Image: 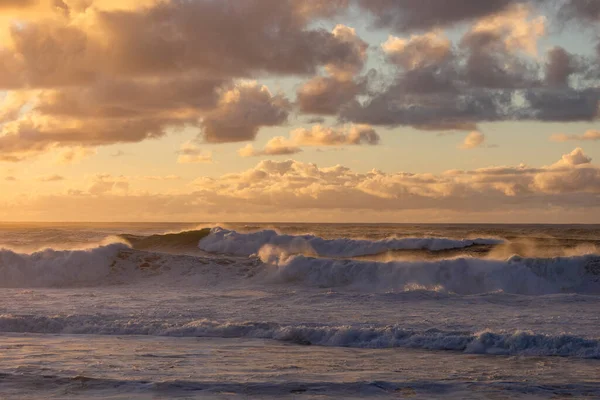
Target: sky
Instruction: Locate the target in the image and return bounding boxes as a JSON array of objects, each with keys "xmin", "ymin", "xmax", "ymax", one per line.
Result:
[{"xmin": 0, "ymin": 0, "xmax": 599, "ymax": 223}]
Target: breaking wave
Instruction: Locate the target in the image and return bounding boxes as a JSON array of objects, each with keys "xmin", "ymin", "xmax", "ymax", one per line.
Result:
[
  {"xmin": 260, "ymin": 250, "xmax": 600, "ymax": 295},
  {"xmin": 0, "ymin": 244, "xmax": 128, "ymax": 288},
  {"xmin": 198, "ymin": 227, "xmax": 503, "ymax": 257},
  {"xmin": 118, "ymin": 228, "xmax": 211, "ymax": 253},
  {"xmin": 0, "ymin": 315, "xmax": 598, "ymax": 359},
  {"xmin": 0, "ymin": 239, "xmax": 599, "ymax": 294}
]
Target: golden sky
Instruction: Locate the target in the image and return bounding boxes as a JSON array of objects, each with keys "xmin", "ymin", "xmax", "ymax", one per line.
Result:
[{"xmin": 0, "ymin": 0, "xmax": 599, "ymax": 222}]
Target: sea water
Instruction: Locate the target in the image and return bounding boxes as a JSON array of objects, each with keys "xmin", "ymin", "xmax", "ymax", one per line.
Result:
[{"xmin": 0, "ymin": 222, "xmax": 598, "ymax": 399}]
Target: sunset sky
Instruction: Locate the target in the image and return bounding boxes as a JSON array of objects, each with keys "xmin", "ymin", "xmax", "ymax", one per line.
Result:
[{"xmin": 0, "ymin": 0, "xmax": 599, "ymax": 222}]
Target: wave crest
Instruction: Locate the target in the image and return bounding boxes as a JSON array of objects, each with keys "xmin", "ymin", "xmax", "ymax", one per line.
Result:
[
  {"xmin": 0, "ymin": 315, "xmax": 597, "ymax": 358},
  {"xmin": 261, "ymin": 251, "xmax": 600, "ymax": 295},
  {"xmin": 199, "ymin": 227, "xmax": 503, "ymax": 257},
  {"xmin": 0, "ymin": 244, "xmax": 128, "ymax": 288}
]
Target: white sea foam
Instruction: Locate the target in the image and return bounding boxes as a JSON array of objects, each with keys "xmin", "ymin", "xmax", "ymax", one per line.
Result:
[
  {"xmin": 198, "ymin": 227, "xmax": 503, "ymax": 257},
  {"xmin": 0, "ymin": 244, "xmax": 128, "ymax": 287},
  {"xmin": 260, "ymin": 249, "xmax": 600, "ymax": 295},
  {"xmin": 0, "ymin": 239, "xmax": 599, "ymax": 294},
  {"xmin": 0, "ymin": 315, "xmax": 597, "ymax": 358}
]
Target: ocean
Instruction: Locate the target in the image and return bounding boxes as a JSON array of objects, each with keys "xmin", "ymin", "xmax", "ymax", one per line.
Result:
[{"xmin": 0, "ymin": 222, "xmax": 599, "ymax": 399}]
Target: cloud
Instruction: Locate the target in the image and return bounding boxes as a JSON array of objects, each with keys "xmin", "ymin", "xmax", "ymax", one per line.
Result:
[
  {"xmin": 297, "ymin": 76, "xmax": 365, "ymax": 115},
  {"xmin": 200, "ymin": 81, "xmax": 291, "ymax": 143},
  {"xmin": 357, "ymin": 0, "xmax": 517, "ymax": 33},
  {"xmin": 324, "ymin": 24, "xmax": 369, "ymax": 80},
  {"xmin": 238, "ymin": 140, "xmax": 302, "ymax": 158},
  {"xmin": 0, "ymin": 75, "xmax": 224, "ymax": 161},
  {"xmin": 177, "ymin": 141, "xmax": 213, "ymax": 164},
  {"xmin": 295, "ymin": 24, "xmax": 368, "ymax": 116},
  {"xmin": 382, "ymin": 32, "xmax": 452, "ymax": 69},
  {"xmin": 0, "ymin": 0, "xmax": 363, "ymax": 89},
  {"xmin": 37, "ymin": 174, "xmax": 65, "ymax": 182},
  {"xmin": 553, "ymin": 147, "xmax": 592, "ymax": 167},
  {"xmin": 3, "ymin": 148, "xmax": 600, "ymax": 222},
  {"xmin": 459, "ymin": 131, "xmax": 486, "ymax": 149},
  {"xmin": 342, "ymin": 4, "xmax": 599, "ymax": 130},
  {"xmin": 558, "ymin": 0, "xmax": 600, "ymax": 23},
  {"xmin": 291, "ymin": 124, "xmax": 380, "ymax": 145},
  {"xmin": 545, "ymin": 47, "xmax": 577, "ymax": 86},
  {"xmin": 0, "ymin": 0, "xmax": 368, "ymax": 160},
  {"xmin": 550, "ymin": 130, "xmax": 600, "ymax": 142},
  {"xmin": 238, "ymin": 124, "xmax": 379, "ymax": 157},
  {"xmin": 192, "ymin": 148, "xmax": 600, "ymax": 210}
]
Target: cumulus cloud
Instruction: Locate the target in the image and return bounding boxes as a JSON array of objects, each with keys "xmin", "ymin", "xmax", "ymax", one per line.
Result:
[
  {"xmin": 238, "ymin": 140, "xmax": 302, "ymax": 158},
  {"xmin": 200, "ymin": 82, "xmax": 291, "ymax": 143},
  {"xmin": 551, "ymin": 130, "xmax": 600, "ymax": 142},
  {"xmin": 297, "ymin": 76, "xmax": 366, "ymax": 115},
  {"xmin": 382, "ymin": 32, "xmax": 452, "ymax": 69},
  {"xmin": 459, "ymin": 131, "xmax": 486, "ymax": 149},
  {"xmin": 192, "ymin": 148, "xmax": 600, "ymax": 211},
  {"xmin": 177, "ymin": 141, "xmax": 213, "ymax": 164},
  {"xmin": 553, "ymin": 147, "xmax": 592, "ymax": 167},
  {"xmin": 0, "ymin": 0, "xmax": 599, "ymax": 165},
  {"xmin": 343, "ymin": 3, "xmax": 600, "ymax": 130},
  {"xmin": 238, "ymin": 124, "xmax": 380, "ymax": 157},
  {"xmin": 0, "ymin": 0, "xmax": 368, "ymax": 160},
  {"xmin": 3, "ymin": 147, "xmax": 600, "ymax": 222},
  {"xmin": 296, "ymin": 24, "xmax": 368, "ymax": 116}
]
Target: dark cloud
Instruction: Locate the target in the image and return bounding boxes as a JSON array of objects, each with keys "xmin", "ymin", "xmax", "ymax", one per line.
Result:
[
  {"xmin": 357, "ymin": 0, "xmax": 518, "ymax": 33},
  {"xmin": 297, "ymin": 76, "xmax": 366, "ymax": 115},
  {"xmin": 545, "ymin": 47, "xmax": 576, "ymax": 86},
  {"xmin": 200, "ymin": 82, "xmax": 291, "ymax": 143},
  {"xmin": 340, "ymin": 4, "xmax": 599, "ymax": 130},
  {"xmin": 521, "ymin": 88, "xmax": 600, "ymax": 122},
  {"xmin": 460, "ymin": 30, "xmax": 541, "ymax": 90},
  {"xmin": 559, "ymin": 0, "xmax": 600, "ymax": 23}
]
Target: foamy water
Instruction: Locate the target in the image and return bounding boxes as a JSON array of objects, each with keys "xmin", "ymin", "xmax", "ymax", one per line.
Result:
[{"xmin": 0, "ymin": 222, "xmax": 599, "ymax": 399}]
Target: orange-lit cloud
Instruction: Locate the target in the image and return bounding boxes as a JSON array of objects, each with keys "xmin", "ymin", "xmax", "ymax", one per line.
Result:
[
  {"xmin": 239, "ymin": 124, "xmax": 379, "ymax": 157},
  {"xmin": 551, "ymin": 130, "xmax": 600, "ymax": 142},
  {"xmin": 459, "ymin": 131, "xmax": 486, "ymax": 150}
]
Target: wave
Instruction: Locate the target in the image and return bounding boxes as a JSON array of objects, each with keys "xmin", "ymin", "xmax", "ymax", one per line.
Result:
[
  {"xmin": 118, "ymin": 228, "xmax": 211, "ymax": 253},
  {"xmin": 0, "ymin": 315, "xmax": 598, "ymax": 359},
  {"xmin": 260, "ymin": 249, "xmax": 600, "ymax": 295},
  {"xmin": 0, "ymin": 244, "xmax": 128, "ymax": 288},
  {"xmin": 1, "ymin": 239, "xmax": 599, "ymax": 294},
  {"xmin": 198, "ymin": 227, "xmax": 503, "ymax": 257},
  {"xmin": 0, "ymin": 244, "xmax": 258, "ymax": 288}
]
